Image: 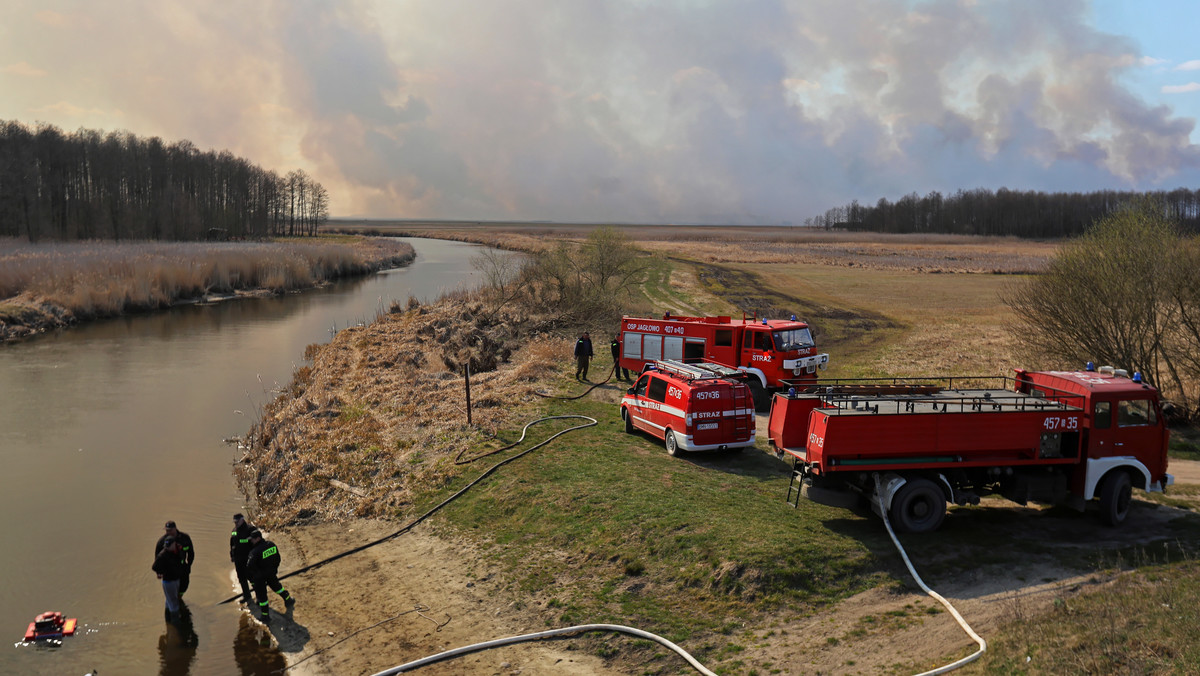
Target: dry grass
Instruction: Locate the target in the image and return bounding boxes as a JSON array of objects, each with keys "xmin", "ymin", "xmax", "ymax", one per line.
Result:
[
  {"xmin": 240, "ymin": 297, "xmax": 566, "ymax": 526},
  {"xmin": 0, "ymin": 236, "xmax": 415, "ymax": 340},
  {"xmin": 332, "ymin": 221, "xmax": 1058, "ymax": 273}
]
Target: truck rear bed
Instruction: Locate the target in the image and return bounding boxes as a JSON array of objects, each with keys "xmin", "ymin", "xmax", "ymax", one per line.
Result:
[{"xmin": 771, "ymin": 379, "xmax": 1085, "ymax": 474}]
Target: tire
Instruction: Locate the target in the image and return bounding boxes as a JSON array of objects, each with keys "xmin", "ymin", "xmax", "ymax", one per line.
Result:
[
  {"xmin": 747, "ymin": 379, "xmax": 770, "ymax": 412},
  {"xmin": 1098, "ymin": 471, "xmax": 1133, "ymax": 527},
  {"xmin": 888, "ymin": 478, "xmax": 946, "ymax": 534},
  {"xmin": 622, "ymin": 408, "xmax": 635, "ymax": 434},
  {"xmin": 665, "ymin": 430, "xmax": 681, "ymax": 456}
]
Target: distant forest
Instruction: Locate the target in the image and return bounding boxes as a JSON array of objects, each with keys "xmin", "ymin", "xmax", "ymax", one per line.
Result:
[
  {"xmin": 807, "ymin": 187, "xmax": 1200, "ymax": 237},
  {"xmin": 0, "ymin": 120, "xmax": 328, "ymax": 241}
]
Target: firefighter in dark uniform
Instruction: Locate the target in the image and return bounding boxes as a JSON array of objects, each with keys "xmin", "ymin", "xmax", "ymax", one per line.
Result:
[
  {"xmin": 230, "ymin": 513, "xmax": 255, "ymax": 603},
  {"xmin": 574, "ymin": 332, "xmax": 594, "ymax": 381},
  {"xmin": 154, "ymin": 521, "xmax": 195, "ymax": 597},
  {"xmin": 610, "ymin": 334, "xmax": 628, "ymax": 381},
  {"xmin": 246, "ymin": 529, "xmax": 295, "ymax": 623}
]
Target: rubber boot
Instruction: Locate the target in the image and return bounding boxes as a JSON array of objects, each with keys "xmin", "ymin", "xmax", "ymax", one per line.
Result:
[{"xmin": 258, "ymin": 602, "xmax": 271, "ymax": 624}]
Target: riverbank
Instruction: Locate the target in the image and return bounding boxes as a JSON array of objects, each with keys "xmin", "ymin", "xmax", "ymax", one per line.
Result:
[{"xmin": 0, "ymin": 236, "xmax": 415, "ymax": 342}]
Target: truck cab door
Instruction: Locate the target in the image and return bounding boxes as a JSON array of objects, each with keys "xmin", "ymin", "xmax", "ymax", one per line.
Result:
[
  {"xmin": 629, "ymin": 374, "xmax": 651, "ymax": 430},
  {"xmin": 742, "ymin": 328, "xmax": 776, "ymax": 379},
  {"xmin": 1112, "ymin": 397, "xmax": 1168, "ymax": 476}
]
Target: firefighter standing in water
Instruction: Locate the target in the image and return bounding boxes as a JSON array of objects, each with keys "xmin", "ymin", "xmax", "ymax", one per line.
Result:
[
  {"xmin": 154, "ymin": 521, "xmax": 195, "ymax": 597},
  {"xmin": 574, "ymin": 332, "xmax": 594, "ymax": 381},
  {"xmin": 230, "ymin": 513, "xmax": 255, "ymax": 604},
  {"xmin": 246, "ymin": 529, "xmax": 295, "ymax": 623}
]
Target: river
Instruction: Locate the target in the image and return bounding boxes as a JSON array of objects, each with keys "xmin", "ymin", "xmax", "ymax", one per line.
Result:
[{"xmin": 0, "ymin": 238, "xmax": 494, "ymax": 675}]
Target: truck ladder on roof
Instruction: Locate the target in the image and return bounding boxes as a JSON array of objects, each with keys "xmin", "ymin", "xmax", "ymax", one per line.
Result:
[{"xmin": 653, "ymin": 359, "xmax": 744, "ymax": 381}]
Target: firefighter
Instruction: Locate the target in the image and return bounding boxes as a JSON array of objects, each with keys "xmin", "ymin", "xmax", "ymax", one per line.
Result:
[
  {"xmin": 574, "ymin": 332, "xmax": 593, "ymax": 381},
  {"xmin": 610, "ymin": 334, "xmax": 628, "ymax": 381},
  {"xmin": 230, "ymin": 513, "xmax": 255, "ymax": 604},
  {"xmin": 152, "ymin": 536, "xmax": 186, "ymax": 623},
  {"xmin": 246, "ymin": 529, "xmax": 295, "ymax": 624},
  {"xmin": 154, "ymin": 521, "xmax": 195, "ymax": 597}
]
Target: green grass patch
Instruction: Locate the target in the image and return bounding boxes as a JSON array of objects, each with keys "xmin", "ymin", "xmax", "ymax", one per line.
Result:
[
  {"xmin": 1169, "ymin": 425, "xmax": 1200, "ymax": 460},
  {"xmin": 401, "ymin": 372, "xmax": 891, "ymax": 669},
  {"xmin": 966, "ymin": 559, "xmax": 1200, "ymax": 674}
]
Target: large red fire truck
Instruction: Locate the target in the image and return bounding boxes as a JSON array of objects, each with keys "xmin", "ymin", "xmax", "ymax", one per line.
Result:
[
  {"xmin": 767, "ymin": 365, "xmax": 1173, "ymax": 533},
  {"xmin": 617, "ymin": 314, "xmax": 829, "ymax": 408}
]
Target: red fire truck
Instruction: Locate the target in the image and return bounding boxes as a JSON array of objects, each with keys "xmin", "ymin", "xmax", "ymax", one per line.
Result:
[
  {"xmin": 617, "ymin": 314, "xmax": 829, "ymax": 408},
  {"xmin": 621, "ymin": 360, "xmax": 756, "ymax": 456},
  {"xmin": 768, "ymin": 366, "xmax": 1173, "ymax": 533}
]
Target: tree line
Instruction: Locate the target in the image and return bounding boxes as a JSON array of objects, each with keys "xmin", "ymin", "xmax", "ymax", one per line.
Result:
[
  {"xmin": 807, "ymin": 187, "xmax": 1200, "ymax": 238},
  {"xmin": 0, "ymin": 120, "xmax": 329, "ymax": 241}
]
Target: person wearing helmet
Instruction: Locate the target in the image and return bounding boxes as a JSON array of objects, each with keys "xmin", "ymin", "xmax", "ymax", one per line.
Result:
[{"xmin": 246, "ymin": 529, "xmax": 295, "ymax": 624}]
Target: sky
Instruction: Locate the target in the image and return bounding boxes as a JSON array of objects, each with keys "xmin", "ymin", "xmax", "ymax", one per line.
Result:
[{"xmin": 2, "ymin": 0, "xmax": 1199, "ymax": 225}]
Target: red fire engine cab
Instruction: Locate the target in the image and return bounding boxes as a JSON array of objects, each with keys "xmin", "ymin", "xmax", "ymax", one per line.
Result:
[
  {"xmin": 621, "ymin": 360, "xmax": 757, "ymax": 456},
  {"xmin": 617, "ymin": 314, "xmax": 829, "ymax": 409},
  {"xmin": 768, "ymin": 365, "xmax": 1172, "ymax": 533}
]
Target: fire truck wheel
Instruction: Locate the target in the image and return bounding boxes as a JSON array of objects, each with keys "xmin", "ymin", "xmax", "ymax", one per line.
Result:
[
  {"xmin": 1098, "ymin": 471, "xmax": 1132, "ymax": 526},
  {"xmin": 665, "ymin": 430, "xmax": 682, "ymax": 456},
  {"xmin": 623, "ymin": 408, "xmax": 635, "ymax": 434},
  {"xmin": 889, "ymin": 478, "xmax": 946, "ymax": 534}
]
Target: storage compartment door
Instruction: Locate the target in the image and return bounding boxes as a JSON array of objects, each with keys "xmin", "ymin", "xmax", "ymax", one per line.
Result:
[
  {"xmin": 623, "ymin": 332, "xmax": 642, "ymax": 359},
  {"xmin": 663, "ymin": 336, "xmax": 684, "ymax": 361},
  {"xmin": 643, "ymin": 334, "xmax": 663, "ymax": 362}
]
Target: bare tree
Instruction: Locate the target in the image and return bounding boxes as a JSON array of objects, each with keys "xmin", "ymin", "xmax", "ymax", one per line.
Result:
[{"xmin": 1005, "ymin": 200, "xmax": 1197, "ymax": 414}]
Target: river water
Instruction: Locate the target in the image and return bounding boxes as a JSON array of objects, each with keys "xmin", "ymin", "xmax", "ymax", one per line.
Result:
[{"xmin": 0, "ymin": 238, "xmax": 491, "ymax": 675}]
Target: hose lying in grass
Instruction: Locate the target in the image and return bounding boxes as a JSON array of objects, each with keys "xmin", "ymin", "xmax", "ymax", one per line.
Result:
[
  {"xmin": 533, "ymin": 361, "xmax": 617, "ymax": 400},
  {"xmin": 369, "ymin": 624, "xmax": 718, "ymax": 676},
  {"xmin": 217, "ymin": 415, "xmax": 599, "ymax": 606},
  {"xmin": 874, "ymin": 473, "xmax": 987, "ymax": 675}
]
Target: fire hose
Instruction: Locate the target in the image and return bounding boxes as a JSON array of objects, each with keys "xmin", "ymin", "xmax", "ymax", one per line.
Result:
[
  {"xmin": 874, "ymin": 474, "xmax": 987, "ymax": 675},
  {"xmin": 217, "ymin": 415, "xmax": 599, "ymax": 605}
]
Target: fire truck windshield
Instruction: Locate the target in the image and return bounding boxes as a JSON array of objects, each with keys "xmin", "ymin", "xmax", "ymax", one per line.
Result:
[{"xmin": 773, "ymin": 328, "xmax": 814, "ymax": 351}]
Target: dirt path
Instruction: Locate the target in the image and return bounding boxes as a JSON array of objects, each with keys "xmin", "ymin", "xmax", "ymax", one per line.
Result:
[
  {"xmin": 1170, "ymin": 458, "xmax": 1200, "ymax": 484},
  {"xmin": 253, "ymin": 521, "xmax": 625, "ymax": 676}
]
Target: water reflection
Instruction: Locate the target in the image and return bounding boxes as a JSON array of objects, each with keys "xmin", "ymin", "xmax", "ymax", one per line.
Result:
[{"xmin": 157, "ymin": 603, "xmax": 198, "ymax": 675}]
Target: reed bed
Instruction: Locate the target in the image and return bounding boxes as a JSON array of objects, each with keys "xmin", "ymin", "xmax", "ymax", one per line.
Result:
[{"xmin": 0, "ymin": 237, "xmax": 414, "ymax": 338}]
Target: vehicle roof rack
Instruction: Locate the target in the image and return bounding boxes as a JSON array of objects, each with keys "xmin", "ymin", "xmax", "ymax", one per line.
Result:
[{"xmin": 653, "ymin": 359, "xmax": 745, "ymax": 381}]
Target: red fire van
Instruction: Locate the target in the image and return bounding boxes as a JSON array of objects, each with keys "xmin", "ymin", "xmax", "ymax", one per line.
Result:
[{"xmin": 620, "ymin": 360, "xmax": 757, "ymax": 456}]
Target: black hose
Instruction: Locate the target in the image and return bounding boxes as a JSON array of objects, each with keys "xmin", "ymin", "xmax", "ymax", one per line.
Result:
[
  {"xmin": 217, "ymin": 415, "xmax": 598, "ymax": 605},
  {"xmin": 533, "ymin": 360, "xmax": 621, "ymax": 401}
]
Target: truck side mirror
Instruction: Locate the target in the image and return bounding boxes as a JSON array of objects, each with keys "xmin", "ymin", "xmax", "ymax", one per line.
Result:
[{"xmin": 627, "ymin": 387, "xmax": 635, "ymax": 395}]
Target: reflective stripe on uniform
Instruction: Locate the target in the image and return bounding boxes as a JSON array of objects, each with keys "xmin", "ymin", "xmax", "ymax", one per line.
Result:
[{"xmin": 262, "ymin": 546, "xmax": 277, "ymax": 558}]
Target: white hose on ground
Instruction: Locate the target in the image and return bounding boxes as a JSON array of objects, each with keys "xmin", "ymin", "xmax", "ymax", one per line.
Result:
[
  {"xmin": 874, "ymin": 474, "xmax": 987, "ymax": 675},
  {"xmin": 369, "ymin": 623, "xmax": 718, "ymax": 676}
]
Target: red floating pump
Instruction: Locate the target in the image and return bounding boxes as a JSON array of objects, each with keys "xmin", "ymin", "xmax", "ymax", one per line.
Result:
[{"xmin": 23, "ymin": 611, "xmax": 77, "ymax": 641}]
